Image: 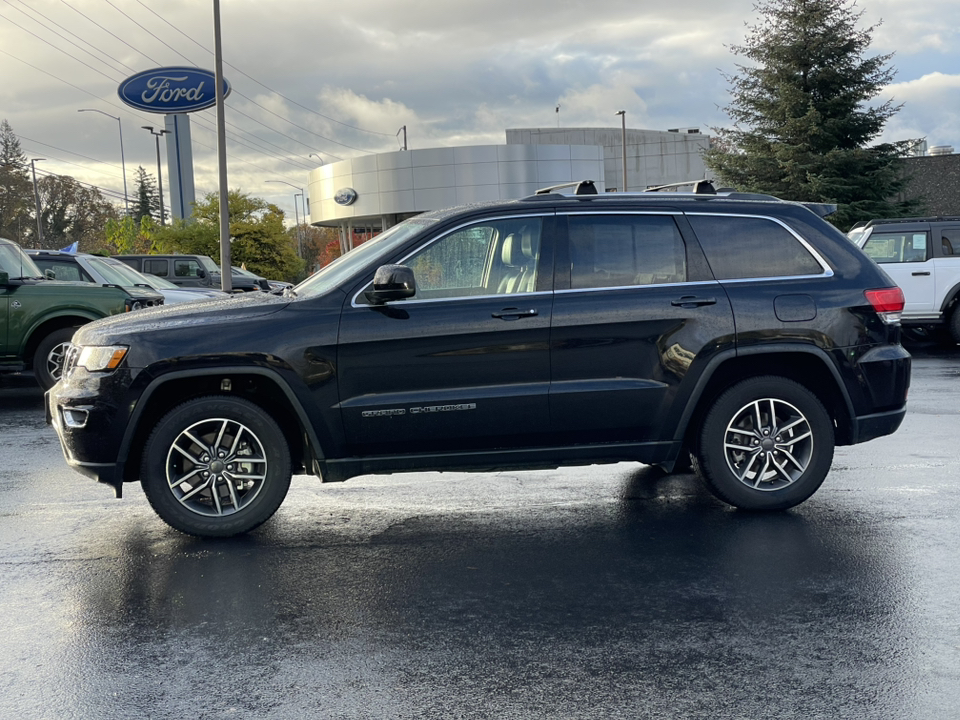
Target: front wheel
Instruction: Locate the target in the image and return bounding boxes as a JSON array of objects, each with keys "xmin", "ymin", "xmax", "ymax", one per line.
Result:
[
  {"xmin": 33, "ymin": 327, "xmax": 76, "ymax": 390},
  {"xmin": 141, "ymin": 396, "xmax": 292, "ymax": 537},
  {"xmin": 692, "ymin": 376, "xmax": 834, "ymax": 511}
]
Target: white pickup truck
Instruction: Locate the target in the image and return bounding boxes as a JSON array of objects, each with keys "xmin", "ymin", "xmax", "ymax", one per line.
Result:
[{"xmin": 854, "ymin": 218, "xmax": 960, "ymax": 343}]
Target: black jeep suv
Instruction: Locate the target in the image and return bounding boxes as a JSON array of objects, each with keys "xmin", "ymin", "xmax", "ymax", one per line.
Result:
[{"xmin": 48, "ymin": 183, "xmax": 911, "ymax": 537}]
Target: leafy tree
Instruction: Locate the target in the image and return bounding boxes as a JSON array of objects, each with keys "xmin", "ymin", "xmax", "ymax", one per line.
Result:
[
  {"xmin": 0, "ymin": 119, "xmax": 33, "ymax": 243},
  {"xmin": 131, "ymin": 166, "xmax": 165, "ymax": 225},
  {"xmin": 152, "ymin": 189, "xmax": 304, "ymax": 281},
  {"xmin": 299, "ymin": 224, "xmax": 340, "ymax": 275},
  {"xmin": 33, "ymin": 175, "xmax": 119, "ymax": 250},
  {"xmin": 703, "ymin": 0, "xmax": 920, "ymax": 228},
  {"xmin": 103, "ymin": 215, "xmax": 159, "ymax": 255}
]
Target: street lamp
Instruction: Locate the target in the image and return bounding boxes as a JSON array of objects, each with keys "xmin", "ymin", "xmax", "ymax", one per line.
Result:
[
  {"xmin": 308, "ymin": 153, "xmax": 324, "ymax": 166},
  {"xmin": 30, "ymin": 158, "xmax": 44, "ymax": 244},
  {"xmin": 78, "ymin": 109, "xmax": 129, "ymax": 216},
  {"xmin": 615, "ymin": 110, "xmax": 627, "ymax": 193},
  {"xmin": 266, "ymin": 179, "xmax": 305, "ymax": 257},
  {"xmin": 141, "ymin": 126, "xmax": 169, "ymax": 225}
]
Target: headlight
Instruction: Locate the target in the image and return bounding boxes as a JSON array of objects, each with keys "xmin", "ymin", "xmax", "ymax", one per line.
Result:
[{"xmin": 77, "ymin": 345, "xmax": 129, "ymax": 372}]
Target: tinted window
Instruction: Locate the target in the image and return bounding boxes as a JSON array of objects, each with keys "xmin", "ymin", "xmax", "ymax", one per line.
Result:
[
  {"xmin": 861, "ymin": 231, "xmax": 929, "ymax": 263},
  {"xmin": 403, "ymin": 218, "xmax": 542, "ymax": 300},
  {"xmin": 939, "ymin": 228, "xmax": 959, "ymax": 257},
  {"xmin": 689, "ymin": 215, "xmax": 823, "ymax": 279},
  {"xmin": 174, "ymin": 260, "xmax": 203, "ymax": 278},
  {"xmin": 143, "ymin": 259, "xmax": 168, "ymax": 276},
  {"xmin": 568, "ymin": 214, "xmax": 686, "ymax": 289}
]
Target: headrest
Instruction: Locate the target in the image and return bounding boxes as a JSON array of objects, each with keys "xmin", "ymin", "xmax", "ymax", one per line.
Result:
[{"xmin": 502, "ymin": 234, "xmax": 521, "ymax": 266}]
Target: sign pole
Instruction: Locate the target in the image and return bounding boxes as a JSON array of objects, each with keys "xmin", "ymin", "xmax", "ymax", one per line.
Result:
[{"xmin": 213, "ymin": 0, "xmax": 231, "ymax": 292}]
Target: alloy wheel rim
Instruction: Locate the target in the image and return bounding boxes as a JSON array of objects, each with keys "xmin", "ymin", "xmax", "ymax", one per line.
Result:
[
  {"xmin": 723, "ymin": 397, "xmax": 813, "ymax": 491},
  {"xmin": 165, "ymin": 417, "xmax": 268, "ymax": 516},
  {"xmin": 46, "ymin": 342, "xmax": 69, "ymax": 381}
]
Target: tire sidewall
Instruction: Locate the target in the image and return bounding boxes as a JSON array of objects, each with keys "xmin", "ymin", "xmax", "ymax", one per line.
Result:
[
  {"xmin": 697, "ymin": 376, "xmax": 834, "ymax": 511},
  {"xmin": 33, "ymin": 327, "xmax": 76, "ymax": 391},
  {"xmin": 141, "ymin": 395, "xmax": 292, "ymax": 537}
]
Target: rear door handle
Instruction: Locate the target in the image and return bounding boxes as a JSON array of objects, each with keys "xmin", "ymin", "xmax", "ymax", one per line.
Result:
[
  {"xmin": 671, "ymin": 296, "xmax": 717, "ymax": 308},
  {"xmin": 912, "ymin": 271, "xmax": 931, "ymax": 276},
  {"xmin": 491, "ymin": 308, "xmax": 538, "ymax": 320}
]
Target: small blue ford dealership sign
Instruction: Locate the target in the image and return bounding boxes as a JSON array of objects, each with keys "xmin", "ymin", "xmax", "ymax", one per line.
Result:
[{"xmin": 118, "ymin": 67, "xmax": 230, "ymax": 113}]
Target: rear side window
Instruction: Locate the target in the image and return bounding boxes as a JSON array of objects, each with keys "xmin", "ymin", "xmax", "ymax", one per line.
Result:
[
  {"xmin": 861, "ymin": 231, "xmax": 929, "ymax": 263},
  {"xmin": 143, "ymin": 258, "xmax": 168, "ymax": 276},
  {"xmin": 688, "ymin": 215, "xmax": 823, "ymax": 279},
  {"xmin": 567, "ymin": 214, "xmax": 686, "ymax": 289}
]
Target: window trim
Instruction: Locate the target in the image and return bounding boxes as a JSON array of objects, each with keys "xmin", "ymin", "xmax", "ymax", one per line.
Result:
[
  {"xmin": 350, "ymin": 212, "xmax": 553, "ymax": 308},
  {"xmin": 685, "ymin": 212, "xmax": 834, "ymax": 281}
]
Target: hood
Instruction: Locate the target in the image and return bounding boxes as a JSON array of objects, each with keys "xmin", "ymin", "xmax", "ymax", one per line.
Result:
[{"xmin": 74, "ymin": 289, "xmax": 290, "ymax": 346}]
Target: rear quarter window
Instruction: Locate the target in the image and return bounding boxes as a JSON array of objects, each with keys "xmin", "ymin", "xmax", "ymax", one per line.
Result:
[{"xmin": 688, "ymin": 214, "xmax": 823, "ymax": 279}]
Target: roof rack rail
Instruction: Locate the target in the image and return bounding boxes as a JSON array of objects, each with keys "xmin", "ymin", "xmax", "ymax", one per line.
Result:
[
  {"xmin": 645, "ymin": 179, "xmax": 717, "ymax": 194},
  {"xmin": 534, "ymin": 180, "xmax": 598, "ymax": 196},
  {"xmin": 864, "ymin": 216, "xmax": 960, "ymax": 228}
]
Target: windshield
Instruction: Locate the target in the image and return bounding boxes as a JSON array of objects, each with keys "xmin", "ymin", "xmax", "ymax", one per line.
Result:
[
  {"xmin": 139, "ymin": 272, "xmax": 177, "ymax": 289},
  {"xmin": 0, "ymin": 241, "xmax": 44, "ymax": 280},
  {"xmin": 295, "ymin": 218, "xmax": 436, "ymax": 299},
  {"xmin": 86, "ymin": 256, "xmax": 149, "ymax": 286}
]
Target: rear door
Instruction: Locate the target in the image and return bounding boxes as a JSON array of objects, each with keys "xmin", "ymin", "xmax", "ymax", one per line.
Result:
[
  {"xmin": 336, "ymin": 213, "xmax": 555, "ymax": 456},
  {"xmin": 548, "ymin": 211, "xmax": 735, "ymax": 444},
  {"xmin": 860, "ymin": 227, "xmax": 936, "ymax": 317}
]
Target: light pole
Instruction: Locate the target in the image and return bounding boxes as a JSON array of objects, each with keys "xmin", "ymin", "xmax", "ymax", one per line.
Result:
[
  {"xmin": 308, "ymin": 153, "xmax": 324, "ymax": 166},
  {"xmin": 266, "ymin": 179, "xmax": 305, "ymax": 257},
  {"xmin": 30, "ymin": 158, "xmax": 45, "ymax": 244},
  {"xmin": 615, "ymin": 110, "xmax": 627, "ymax": 192},
  {"xmin": 141, "ymin": 126, "xmax": 169, "ymax": 225},
  {"xmin": 78, "ymin": 109, "xmax": 129, "ymax": 216}
]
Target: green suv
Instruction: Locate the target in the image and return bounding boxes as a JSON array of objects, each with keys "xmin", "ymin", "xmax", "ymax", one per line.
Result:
[{"xmin": 1, "ymin": 238, "xmax": 149, "ymax": 389}]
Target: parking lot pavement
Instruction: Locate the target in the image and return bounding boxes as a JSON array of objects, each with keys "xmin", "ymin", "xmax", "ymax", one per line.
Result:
[{"xmin": 1, "ymin": 346, "xmax": 959, "ymax": 719}]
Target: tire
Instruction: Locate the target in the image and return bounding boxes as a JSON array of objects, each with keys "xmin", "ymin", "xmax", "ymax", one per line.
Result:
[
  {"xmin": 949, "ymin": 308, "xmax": 960, "ymax": 345},
  {"xmin": 140, "ymin": 395, "xmax": 292, "ymax": 537},
  {"xmin": 692, "ymin": 376, "xmax": 834, "ymax": 511},
  {"xmin": 33, "ymin": 327, "xmax": 76, "ymax": 391}
]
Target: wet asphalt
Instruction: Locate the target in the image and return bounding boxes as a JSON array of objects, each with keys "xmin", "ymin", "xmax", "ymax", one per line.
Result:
[{"xmin": 1, "ymin": 343, "xmax": 959, "ymax": 719}]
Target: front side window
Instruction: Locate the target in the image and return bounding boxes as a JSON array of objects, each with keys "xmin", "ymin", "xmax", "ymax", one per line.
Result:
[
  {"xmin": 567, "ymin": 214, "xmax": 686, "ymax": 289},
  {"xmin": 861, "ymin": 231, "xmax": 929, "ymax": 264},
  {"xmin": 33, "ymin": 259, "xmax": 91, "ymax": 283},
  {"xmin": 401, "ymin": 218, "xmax": 543, "ymax": 300},
  {"xmin": 174, "ymin": 260, "xmax": 203, "ymax": 278},
  {"xmin": 688, "ymin": 215, "xmax": 824, "ymax": 279}
]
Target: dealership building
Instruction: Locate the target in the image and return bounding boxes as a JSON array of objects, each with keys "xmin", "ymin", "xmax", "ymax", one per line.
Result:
[{"xmin": 306, "ymin": 127, "xmax": 711, "ymax": 251}]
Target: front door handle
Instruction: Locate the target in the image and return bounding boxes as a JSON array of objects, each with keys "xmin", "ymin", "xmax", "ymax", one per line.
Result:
[
  {"xmin": 671, "ymin": 296, "xmax": 717, "ymax": 308},
  {"xmin": 492, "ymin": 308, "xmax": 538, "ymax": 320},
  {"xmin": 912, "ymin": 271, "xmax": 931, "ymax": 276}
]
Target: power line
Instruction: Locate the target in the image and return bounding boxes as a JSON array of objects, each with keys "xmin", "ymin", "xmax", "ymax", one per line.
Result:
[{"xmin": 135, "ymin": 0, "xmax": 394, "ymax": 139}]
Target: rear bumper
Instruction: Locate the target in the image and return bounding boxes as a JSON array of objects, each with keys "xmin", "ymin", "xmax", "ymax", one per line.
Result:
[
  {"xmin": 849, "ymin": 342, "xmax": 911, "ymax": 444},
  {"xmin": 851, "ymin": 406, "xmax": 907, "ymax": 444}
]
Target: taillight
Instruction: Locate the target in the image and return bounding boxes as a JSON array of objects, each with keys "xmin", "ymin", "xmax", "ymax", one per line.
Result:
[{"xmin": 865, "ymin": 287, "xmax": 904, "ymax": 324}]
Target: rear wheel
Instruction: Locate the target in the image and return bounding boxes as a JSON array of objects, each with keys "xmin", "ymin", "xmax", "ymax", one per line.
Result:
[
  {"xmin": 692, "ymin": 376, "xmax": 834, "ymax": 510},
  {"xmin": 141, "ymin": 396, "xmax": 291, "ymax": 537},
  {"xmin": 32, "ymin": 327, "xmax": 76, "ymax": 390},
  {"xmin": 949, "ymin": 307, "xmax": 960, "ymax": 344}
]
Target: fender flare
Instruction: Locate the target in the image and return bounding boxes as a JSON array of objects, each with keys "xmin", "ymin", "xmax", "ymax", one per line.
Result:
[
  {"xmin": 115, "ymin": 365, "xmax": 327, "ymax": 472},
  {"xmin": 673, "ymin": 343, "xmax": 857, "ymax": 443}
]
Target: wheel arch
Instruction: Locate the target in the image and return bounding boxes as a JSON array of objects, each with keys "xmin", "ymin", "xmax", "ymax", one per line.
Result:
[
  {"xmin": 677, "ymin": 345, "xmax": 857, "ymax": 453},
  {"xmin": 118, "ymin": 366, "xmax": 326, "ymax": 484},
  {"xmin": 23, "ymin": 315, "xmax": 95, "ymax": 369}
]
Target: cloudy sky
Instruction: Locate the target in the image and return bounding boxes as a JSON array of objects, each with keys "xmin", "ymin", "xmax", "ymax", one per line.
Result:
[{"xmin": 1, "ymin": 0, "xmax": 958, "ymax": 223}]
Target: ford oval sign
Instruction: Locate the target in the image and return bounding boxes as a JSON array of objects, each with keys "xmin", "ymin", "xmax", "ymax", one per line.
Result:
[
  {"xmin": 118, "ymin": 67, "xmax": 230, "ymax": 114},
  {"xmin": 334, "ymin": 188, "xmax": 358, "ymax": 206}
]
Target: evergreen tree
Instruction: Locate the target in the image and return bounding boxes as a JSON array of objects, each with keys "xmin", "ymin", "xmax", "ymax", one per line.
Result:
[
  {"xmin": 131, "ymin": 165, "xmax": 164, "ymax": 225},
  {"xmin": 0, "ymin": 119, "xmax": 33, "ymax": 242},
  {"xmin": 703, "ymin": 0, "xmax": 919, "ymax": 228}
]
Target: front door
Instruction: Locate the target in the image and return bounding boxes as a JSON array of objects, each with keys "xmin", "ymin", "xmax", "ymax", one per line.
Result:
[
  {"xmin": 337, "ymin": 215, "xmax": 554, "ymax": 456},
  {"xmin": 860, "ymin": 228, "xmax": 936, "ymax": 317}
]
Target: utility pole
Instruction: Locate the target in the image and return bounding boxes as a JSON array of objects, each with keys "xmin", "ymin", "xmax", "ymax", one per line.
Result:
[
  {"xmin": 30, "ymin": 158, "xmax": 45, "ymax": 244},
  {"xmin": 615, "ymin": 110, "xmax": 627, "ymax": 192},
  {"xmin": 214, "ymin": 0, "xmax": 232, "ymax": 292}
]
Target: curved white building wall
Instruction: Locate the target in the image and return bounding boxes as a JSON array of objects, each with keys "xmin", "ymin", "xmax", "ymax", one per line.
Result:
[{"xmin": 308, "ymin": 144, "xmax": 605, "ymax": 227}]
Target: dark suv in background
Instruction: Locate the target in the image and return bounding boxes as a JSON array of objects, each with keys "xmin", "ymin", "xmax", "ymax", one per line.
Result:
[
  {"xmin": 48, "ymin": 182, "xmax": 911, "ymax": 537},
  {"xmin": 114, "ymin": 254, "xmax": 270, "ymax": 292}
]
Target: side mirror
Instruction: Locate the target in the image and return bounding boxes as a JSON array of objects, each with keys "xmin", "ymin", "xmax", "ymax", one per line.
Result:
[
  {"xmin": 364, "ymin": 264, "xmax": 416, "ymax": 305},
  {"xmin": 0, "ymin": 271, "xmax": 8, "ymax": 286},
  {"xmin": 197, "ymin": 268, "xmax": 206, "ymax": 278},
  {"xmin": 44, "ymin": 268, "xmax": 56, "ymax": 280}
]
